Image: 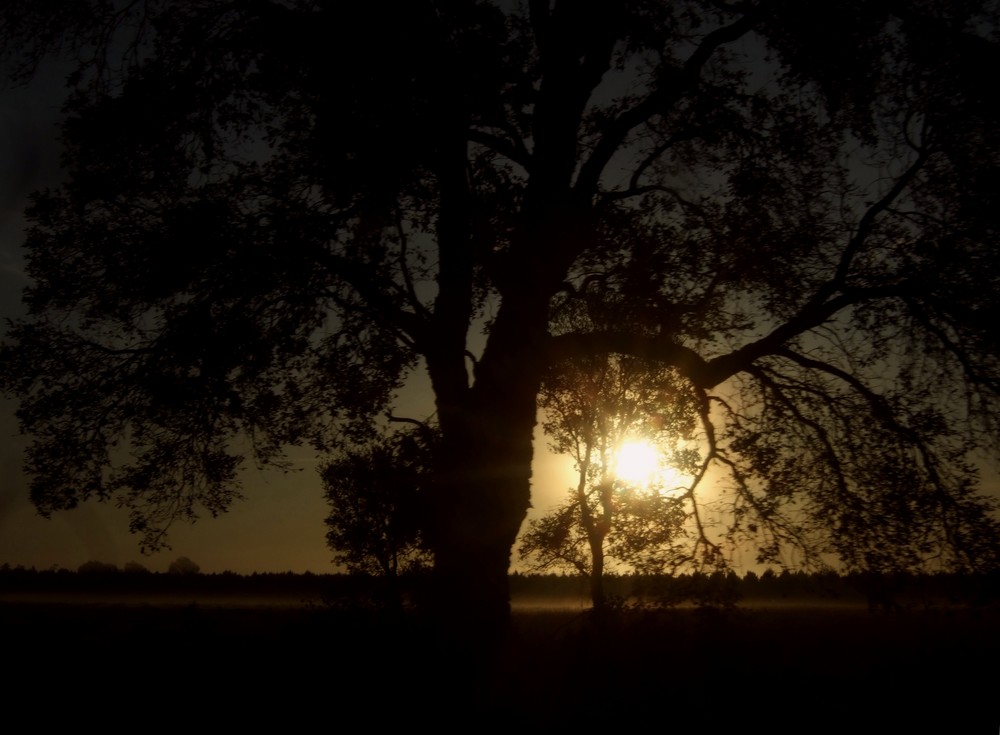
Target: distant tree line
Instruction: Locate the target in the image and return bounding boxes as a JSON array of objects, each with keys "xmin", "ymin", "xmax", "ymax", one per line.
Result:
[
  {"xmin": 73, "ymin": 557, "xmax": 200, "ymax": 575},
  {"xmin": 1, "ymin": 563, "xmax": 996, "ymax": 610},
  {"xmin": 0, "ymin": 563, "xmax": 334, "ymax": 597},
  {"xmin": 511, "ymin": 569, "xmax": 1000, "ymax": 610}
]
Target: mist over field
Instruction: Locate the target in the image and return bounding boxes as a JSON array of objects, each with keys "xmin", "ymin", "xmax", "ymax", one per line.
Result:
[{"xmin": 2, "ymin": 568, "xmax": 997, "ymax": 730}]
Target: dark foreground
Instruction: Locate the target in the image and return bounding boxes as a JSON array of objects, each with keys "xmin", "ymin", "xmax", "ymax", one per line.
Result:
[{"xmin": 3, "ymin": 596, "xmax": 997, "ymax": 733}]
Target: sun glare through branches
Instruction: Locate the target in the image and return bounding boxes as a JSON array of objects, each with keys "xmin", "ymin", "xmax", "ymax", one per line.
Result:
[{"xmin": 614, "ymin": 440, "xmax": 690, "ymax": 496}]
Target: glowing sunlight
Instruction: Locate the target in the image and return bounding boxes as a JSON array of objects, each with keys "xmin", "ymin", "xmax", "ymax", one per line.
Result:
[
  {"xmin": 615, "ymin": 440, "xmax": 659, "ymax": 486},
  {"xmin": 614, "ymin": 439, "xmax": 691, "ymax": 495}
]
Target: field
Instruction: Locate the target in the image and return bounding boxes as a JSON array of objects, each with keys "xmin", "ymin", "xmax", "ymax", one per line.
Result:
[{"xmin": 2, "ymin": 582, "xmax": 997, "ymax": 732}]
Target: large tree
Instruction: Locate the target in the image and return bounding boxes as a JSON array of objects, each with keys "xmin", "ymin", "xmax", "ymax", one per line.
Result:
[{"xmin": 3, "ymin": 0, "xmax": 1000, "ymax": 634}]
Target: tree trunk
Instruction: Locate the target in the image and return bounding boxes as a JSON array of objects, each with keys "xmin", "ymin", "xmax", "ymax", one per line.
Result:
[
  {"xmin": 589, "ymin": 542, "xmax": 606, "ymax": 611},
  {"xmin": 580, "ymin": 467, "xmax": 609, "ymax": 613},
  {"xmin": 428, "ymin": 416, "xmax": 537, "ymax": 633},
  {"xmin": 425, "ymin": 297, "xmax": 548, "ymax": 644},
  {"xmin": 430, "ymin": 481, "xmax": 527, "ymax": 634}
]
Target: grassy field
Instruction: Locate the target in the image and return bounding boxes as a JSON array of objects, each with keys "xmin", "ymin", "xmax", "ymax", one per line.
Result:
[{"xmin": 2, "ymin": 591, "xmax": 997, "ymax": 732}]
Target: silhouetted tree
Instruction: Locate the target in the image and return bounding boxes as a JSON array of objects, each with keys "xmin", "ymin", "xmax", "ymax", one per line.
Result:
[
  {"xmin": 167, "ymin": 557, "xmax": 200, "ymax": 576},
  {"xmin": 323, "ymin": 427, "xmax": 434, "ymax": 608},
  {"xmin": 522, "ymin": 291, "xmax": 698, "ymax": 609},
  {"xmin": 77, "ymin": 560, "xmax": 118, "ymax": 575},
  {"xmin": 3, "ymin": 1, "xmax": 1000, "ymax": 635}
]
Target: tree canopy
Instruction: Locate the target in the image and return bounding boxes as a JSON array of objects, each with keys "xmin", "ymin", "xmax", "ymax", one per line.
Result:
[
  {"xmin": 323, "ymin": 427, "xmax": 433, "ymax": 580},
  {"xmin": 2, "ymin": 0, "xmax": 1000, "ymax": 628}
]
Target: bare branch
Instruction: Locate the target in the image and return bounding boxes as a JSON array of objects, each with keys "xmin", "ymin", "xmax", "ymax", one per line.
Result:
[{"xmin": 573, "ymin": 5, "xmax": 769, "ymax": 201}]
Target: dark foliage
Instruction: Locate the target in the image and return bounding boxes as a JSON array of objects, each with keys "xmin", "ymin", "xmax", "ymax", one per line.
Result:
[
  {"xmin": 2, "ymin": 1, "xmax": 1000, "ymax": 629},
  {"xmin": 323, "ymin": 427, "xmax": 434, "ymax": 579}
]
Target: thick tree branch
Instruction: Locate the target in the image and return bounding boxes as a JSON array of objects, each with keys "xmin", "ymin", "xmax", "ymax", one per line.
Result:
[{"xmin": 701, "ymin": 285, "xmax": 915, "ymax": 387}]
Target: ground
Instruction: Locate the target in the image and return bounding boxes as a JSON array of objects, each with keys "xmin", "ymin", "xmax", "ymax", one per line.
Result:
[{"xmin": 2, "ymin": 586, "xmax": 996, "ymax": 731}]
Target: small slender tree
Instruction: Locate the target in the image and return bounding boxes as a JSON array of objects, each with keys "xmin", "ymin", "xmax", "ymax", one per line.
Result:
[{"xmin": 521, "ymin": 300, "xmax": 699, "ymax": 610}]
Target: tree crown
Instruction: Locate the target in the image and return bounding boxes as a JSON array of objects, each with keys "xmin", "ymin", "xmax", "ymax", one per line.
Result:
[{"xmin": 2, "ymin": 0, "xmax": 998, "ymax": 571}]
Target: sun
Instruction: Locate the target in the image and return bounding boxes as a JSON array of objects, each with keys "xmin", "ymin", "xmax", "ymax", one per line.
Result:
[
  {"xmin": 614, "ymin": 440, "xmax": 661, "ymax": 487},
  {"xmin": 614, "ymin": 439, "xmax": 692, "ymax": 494}
]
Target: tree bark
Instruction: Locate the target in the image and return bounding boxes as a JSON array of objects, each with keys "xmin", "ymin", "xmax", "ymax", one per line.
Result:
[
  {"xmin": 425, "ymin": 293, "xmax": 549, "ymax": 642},
  {"xmin": 588, "ymin": 540, "xmax": 607, "ymax": 611}
]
